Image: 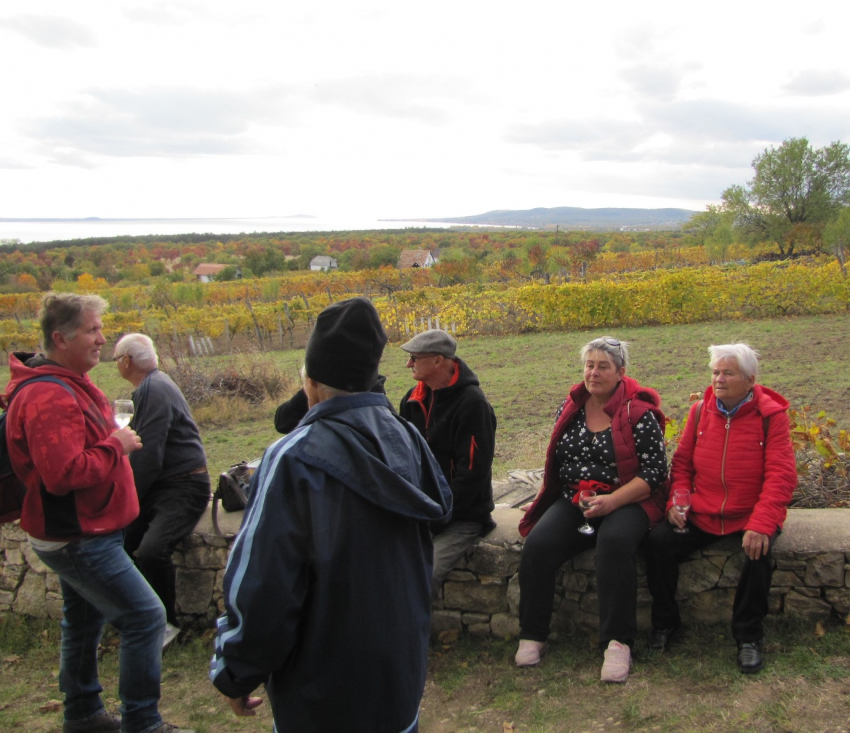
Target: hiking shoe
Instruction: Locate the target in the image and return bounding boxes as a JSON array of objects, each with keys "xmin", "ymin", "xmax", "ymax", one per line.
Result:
[
  {"xmin": 515, "ymin": 639, "xmax": 547, "ymax": 667},
  {"xmin": 649, "ymin": 625, "xmax": 681, "ymax": 651},
  {"xmin": 63, "ymin": 710, "xmax": 120, "ymax": 732},
  {"xmin": 162, "ymin": 622, "xmax": 181, "ymax": 649},
  {"xmin": 601, "ymin": 640, "xmax": 631, "ymax": 683},
  {"xmin": 737, "ymin": 640, "xmax": 764, "ymax": 674}
]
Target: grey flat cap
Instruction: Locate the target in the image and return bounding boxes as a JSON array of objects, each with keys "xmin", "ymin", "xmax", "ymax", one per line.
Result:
[{"xmin": 401, "ymin": 329, "xmax": 457, "ymax": 358}]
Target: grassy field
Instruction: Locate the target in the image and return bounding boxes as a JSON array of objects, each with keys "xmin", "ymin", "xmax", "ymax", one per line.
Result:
[
  {"xmin": 1, "ymin": 313, "xmax": 849, "ymax": 731},
  {"xmin": 24, "ymin": 311, "xmax": 845, "ymax": 480},
  {"xmin": 3, "ymin": 615, "xmax": 850, "ymax": 732}
]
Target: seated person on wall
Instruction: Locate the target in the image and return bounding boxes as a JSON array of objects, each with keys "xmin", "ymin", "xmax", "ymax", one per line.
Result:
[
  {"xmin": 211, "ymin": 298, "xmax": 452, "ymax": 733},
  {"xmin": 398, "ymin": 329, "xmax": 497, "ymax": 596},
  {"xmin": 645, "ymin": 343, "xmax": 797, "ymax": 675},
  {"xmin": 114, "ymin": 333, "xmax": 211, "ymax": 649},
  {"xmin": 516, "ymin": 337, "xmax": 668, "ymax": 683}
]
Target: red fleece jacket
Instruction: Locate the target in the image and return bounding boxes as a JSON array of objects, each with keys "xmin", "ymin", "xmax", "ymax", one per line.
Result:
[{"xmin": 4, "ymin": 352, "xmax": 138, "ymax": 541}]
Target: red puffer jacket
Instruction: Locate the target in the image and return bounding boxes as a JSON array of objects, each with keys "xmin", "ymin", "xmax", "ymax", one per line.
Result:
[
  {"xmin": 4, "ymin": 352, "xmax": 138, "ymax": 541},
  {"xmin": 669, "ymin": 384, "xmax": 797, "ymax": 536}
]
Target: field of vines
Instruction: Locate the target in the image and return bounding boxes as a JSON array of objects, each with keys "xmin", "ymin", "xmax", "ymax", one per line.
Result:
[{"xmin": 0, "ymin": 250, "xmax": 846, "ymax": 354}]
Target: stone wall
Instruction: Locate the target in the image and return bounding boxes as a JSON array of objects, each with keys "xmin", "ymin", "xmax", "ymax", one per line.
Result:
[{"xmin": 3, "ymin": 505, "xmax": 850, "ymax": 636}]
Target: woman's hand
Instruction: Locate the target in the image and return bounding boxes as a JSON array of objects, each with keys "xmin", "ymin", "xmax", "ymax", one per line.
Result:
[
  {"xmin": 582, "ymin": 493, "xmax": 619, "ymax": 518},
  {"xmin": 666, "ymin": 505, "xmax": 686, "ymax": 529},
  {"xmin": 742, "ymin": 530, "xmax": 770, "ymax": 560}
]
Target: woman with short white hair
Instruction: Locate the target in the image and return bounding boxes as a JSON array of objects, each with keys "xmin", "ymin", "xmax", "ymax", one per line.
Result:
[{"xmin": 646, "ymin": 342, "xmax": 797, "ymax": 675}]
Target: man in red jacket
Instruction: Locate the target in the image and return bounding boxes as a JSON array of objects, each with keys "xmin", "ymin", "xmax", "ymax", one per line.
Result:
[
  {"xmin": 4, "ymin": 293, "xmax": 193, "ymax": 733},
  {"xmin": 645, "ymin": 343, "xmax": 797, "ymax": 674}
]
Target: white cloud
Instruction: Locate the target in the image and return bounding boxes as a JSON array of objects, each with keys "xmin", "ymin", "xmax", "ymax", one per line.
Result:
[
  {"xmin": 0, "ymin": 14, "xmax": 95, "ymax": 49},
  {"xmin": 783, "ymin": 70, "xmax": 850, "ymax": 97}
]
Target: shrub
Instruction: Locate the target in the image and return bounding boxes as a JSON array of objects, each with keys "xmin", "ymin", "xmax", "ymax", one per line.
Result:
[{"xmin": 162, "ymin": 351, "xmax": 293, "ymax": 411}]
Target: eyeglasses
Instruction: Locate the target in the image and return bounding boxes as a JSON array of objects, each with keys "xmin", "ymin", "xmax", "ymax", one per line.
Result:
[
  {"xmin": 112, "ymin": 354, "xmax": 129, "ymax": 362},
  {"xmin": 407, "ymin": 353, "xmax": 438, "ymax": 362}
]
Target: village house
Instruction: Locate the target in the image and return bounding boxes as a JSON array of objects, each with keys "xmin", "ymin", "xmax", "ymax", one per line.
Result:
[
  {"xmin": 309, "ymin": 255, "xmax": 339, "ymax": 271},
  {"xmin": 397, "ymin": 249, "xmax": 437, "ymax": 269},
  {"xmin": 192, "ymin": 263, "xmax": 227, "ymax": 282}
]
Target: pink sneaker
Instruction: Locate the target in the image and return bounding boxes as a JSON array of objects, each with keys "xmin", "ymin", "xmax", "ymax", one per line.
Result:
[
  {"xmin": 601, "ymin": 640, "xmax": 631, "ymax": 683},
  {"xmin": 515, "ymin": 639, "xmax": 547, "ymax": 667}
]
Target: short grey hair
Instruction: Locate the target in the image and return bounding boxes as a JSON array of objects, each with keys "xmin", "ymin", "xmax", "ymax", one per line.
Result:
[
  {"xmin": 708, "ymin": 343, "xmax": 759, "ymax": 380},
  {"xmin": 580, "ymin": 336, "xmax": 629, "ymax": 370},
  {"xmin": 40, "ymin": 292, "xmax": 108, "ymax": 353},
  {"xmin": 115, "ymin": 333, "xmax": 159, "ymax": 370}
]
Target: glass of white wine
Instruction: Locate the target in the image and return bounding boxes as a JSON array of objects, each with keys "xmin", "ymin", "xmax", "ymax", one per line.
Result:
[
  {"xmin": 577, "ymin": 489, "xmax": 596, "ymax": 535},
  {"xmin": 672, "ymin": 489, "xmax": 691, "ymax": 534},
  {"xmin": 113, "ymin": 400, "xmax": 134, "ymax": 429}
]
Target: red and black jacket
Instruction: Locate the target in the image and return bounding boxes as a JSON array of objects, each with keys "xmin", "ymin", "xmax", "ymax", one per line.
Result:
[
  {"xmin": 399, "ymin": 357, "xmax": 496, "ymax": 529},
  {"xmin": 3, "ymin": 352, "xmax": 138, "ymax": 541}
]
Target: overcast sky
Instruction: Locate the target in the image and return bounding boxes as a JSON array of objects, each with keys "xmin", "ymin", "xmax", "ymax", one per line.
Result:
[{"xmin": 2, "ymin": 0, "xmax": 849, "ymax": 220}]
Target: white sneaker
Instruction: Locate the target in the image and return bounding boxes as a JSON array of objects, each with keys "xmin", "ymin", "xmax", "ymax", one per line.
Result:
[
  {"xmin": 600, "ymin": 640, "xmax": 631, "ymax": 683},
  {"xmin": 162, "ymin": 623, "xmax": 180, "ymax": 649},
  {"xmin": 515, "ymin": 639, "xmax": 547, "ymax": 667}
]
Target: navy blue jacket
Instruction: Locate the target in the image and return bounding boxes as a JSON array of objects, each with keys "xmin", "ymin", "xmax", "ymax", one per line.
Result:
[{"xmin": 210, "ymin": 392, "xmax": 452, "ymax": 733}]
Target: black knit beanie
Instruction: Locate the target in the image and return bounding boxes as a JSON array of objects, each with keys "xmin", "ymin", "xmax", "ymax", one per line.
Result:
[{"xmin": 304, "ymin": 298, "xmax": 388, "ymax": 392}]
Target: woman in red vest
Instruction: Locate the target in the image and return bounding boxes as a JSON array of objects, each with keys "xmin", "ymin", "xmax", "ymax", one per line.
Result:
[
  {"xmin": 645, "ymin": 343, "xmax": 797, "ymax": 675},
  {"xmin": 516, "ymin": 337, "xmax": 668, "ymax": 683}
]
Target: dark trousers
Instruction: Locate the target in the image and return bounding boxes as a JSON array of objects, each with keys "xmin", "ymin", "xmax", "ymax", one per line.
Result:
[
  {"xmin": 124, "ymin": 474, "xmax": 210, "ymax": 625},
  {"xmin": 645, "ymin": 520, "xmax": 776, "ymax": 642},
  {"xmin": 519, "ymin": 495, "xmax": 649, "ymax": 648}
]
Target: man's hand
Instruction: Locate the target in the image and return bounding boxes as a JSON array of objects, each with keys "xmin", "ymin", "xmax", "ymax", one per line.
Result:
[
  {"xmin": 742, "ymin": 530, "xmax": 770, "ymax": 560},
  {"xmin": 112, "ymin": 427, "xmax": 142, "ymax": 455},
  {"xmin": 223, "ymin": 694, "xmax": 264, "ymax": 717}
]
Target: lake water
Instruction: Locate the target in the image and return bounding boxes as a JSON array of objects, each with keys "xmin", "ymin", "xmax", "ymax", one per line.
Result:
[{"xmin": 0, "ymin": 216, "xmax": 456, "ymax": 244}]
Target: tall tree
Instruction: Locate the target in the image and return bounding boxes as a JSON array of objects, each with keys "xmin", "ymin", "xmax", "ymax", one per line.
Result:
[{"xmin": 721, "ymin": 137, "xmax": 850, "ymax": 256}]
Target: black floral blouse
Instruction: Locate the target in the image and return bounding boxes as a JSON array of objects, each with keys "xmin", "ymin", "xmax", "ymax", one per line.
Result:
[{"xmin": 554, "ymin": 403, "xmax": 667, "ymax": 497}]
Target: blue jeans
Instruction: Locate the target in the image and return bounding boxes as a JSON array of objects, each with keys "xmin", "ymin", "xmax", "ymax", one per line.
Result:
[{"xmin": 34, "ymin": 531, "xmax": 166, "ymax": 733}]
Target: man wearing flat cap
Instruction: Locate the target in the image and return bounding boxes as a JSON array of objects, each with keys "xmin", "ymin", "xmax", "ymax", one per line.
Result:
[
  {"xmin": 399, "ymin": 329, "xmax": 497, "ymax": 596},
  {"xmin": 211, "ymin": 298, "xmax": 452, "ymax": 733}
]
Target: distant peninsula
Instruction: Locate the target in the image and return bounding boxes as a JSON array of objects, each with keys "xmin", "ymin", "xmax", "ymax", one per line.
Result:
[{"xmin": 384, "ymin": 206, "xmax": 698, "ymax": 230}]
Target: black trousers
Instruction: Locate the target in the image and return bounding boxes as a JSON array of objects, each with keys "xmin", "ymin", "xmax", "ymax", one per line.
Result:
[
  {"xmin": 124, "ymin": 474, "xmax": 210, "ymax": 626},
  {"xmin": 645, "ymin": 520, "xmax": 776, "ymax": 643},
  {"xmin": 519, "ymin": 495, "xmax": 648, "ymax": 648}
]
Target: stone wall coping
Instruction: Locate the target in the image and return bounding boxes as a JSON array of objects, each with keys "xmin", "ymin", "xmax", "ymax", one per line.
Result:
[{"xmin": 196, "ymin": 504, "xmax": 850, "ymax": 556}]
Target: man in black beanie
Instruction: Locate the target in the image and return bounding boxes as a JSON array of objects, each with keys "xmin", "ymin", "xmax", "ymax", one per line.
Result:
[{"xmin": 211, "ymin": 298, "xmax": 452, "ymax": 733}]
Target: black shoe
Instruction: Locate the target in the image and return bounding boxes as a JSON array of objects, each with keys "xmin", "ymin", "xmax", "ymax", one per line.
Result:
[
  {"xmin": 63, "ymin": 710, "xmax": 120, "ymax": 733},
  {"xmin": 737, "ymin": 640, "xmax": 764, "ymax": 674},
  {"xmin": 649, "ymin": 626, "xmax": 680, "ymax": 651}
]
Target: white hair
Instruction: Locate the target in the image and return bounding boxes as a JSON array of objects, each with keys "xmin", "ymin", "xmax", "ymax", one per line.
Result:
[
  {"xmin": 708, "ymin": 343, "xmax": 759, "ymax": 380},
  {"xmin": 114, "ymin": 333, "xmax": 159, "ymax": 370},
  {"xmin": 580, "ymin": 336, "xmax": 629, "ymax": 370}
]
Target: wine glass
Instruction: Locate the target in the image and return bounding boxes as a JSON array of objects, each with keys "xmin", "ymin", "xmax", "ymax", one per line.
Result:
[
  {"xmin": 577, "ymin": 490, "xmax": 596, "ymax": 535},
  {"xmin": 113, "ymin": 400, "xmax": 134, "ymax": 429},
  {"xmin": 672, "ymin": 489, "xmax": 691, "ymax": 534}
]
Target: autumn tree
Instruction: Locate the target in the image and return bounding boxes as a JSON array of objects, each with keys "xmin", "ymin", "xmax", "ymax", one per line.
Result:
[
  {"xmin": 824, "ymin": 207, "xmax": 850, "ymax": 277},
  {"xmin": 721, "ymin": 137, "xmax": 850, "ymax": 256}
]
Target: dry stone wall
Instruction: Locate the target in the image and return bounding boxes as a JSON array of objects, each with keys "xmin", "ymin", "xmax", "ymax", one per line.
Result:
[{"xmin": 3, "ymin": 505, "xmax": 850, "ymax": 638}]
